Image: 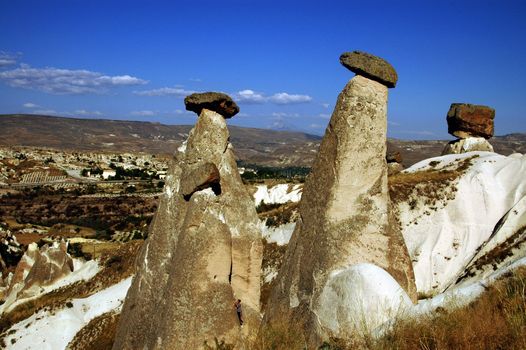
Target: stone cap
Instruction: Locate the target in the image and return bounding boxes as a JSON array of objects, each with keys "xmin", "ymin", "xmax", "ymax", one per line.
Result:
[
  {"xmin": 340, "ymin": 51, "xmax": 398, "ymax": 88},
  {"xmin": 184, "ymin": 92, "xmax": 239, "ymax": 118},
  {"xmin": 447, "ymin": 103, "xmax": 495, "ymax": 139}
]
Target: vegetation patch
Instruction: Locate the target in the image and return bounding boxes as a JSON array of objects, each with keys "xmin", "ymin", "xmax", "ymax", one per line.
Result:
[
  {"xmin": 260, "ymin": 240, "xmax": 288, "ymax": 310},
  {"xmin": 66, "ymin": 310, "xmax": 120, "ymax": 350},
  {"xmin": 458, "ymin": 225, "xmax": 526, "ymax": 282},
  {"xmin": 374, "ymin": 266, "xmax": 526, "ymax": 350},
  {"xmin": 238, "ymin": 162, "xmax": 310, "ymax": 183},
  {"xmin": 388, "ymin": 156, "xmax": 478, "ymax": 211},
  {"xmin": 252, "ymin": 312, "xmax": 307, "ymax": 350},
  {"xmin": 257, "ymin": 202, "xmax": 299, "ymax": 228}
]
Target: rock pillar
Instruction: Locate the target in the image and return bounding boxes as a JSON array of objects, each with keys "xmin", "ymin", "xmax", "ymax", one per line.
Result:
[
  {"xmin": 113, "ymin": 93, "xmax": 262, "ymax": 350},
  {"xmin": 263, "ymin": 51, "xmax": 416, "ymax": 347}
]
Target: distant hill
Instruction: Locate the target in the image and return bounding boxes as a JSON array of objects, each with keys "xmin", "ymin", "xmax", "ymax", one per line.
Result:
[
  {"xmin": 0, "ymin": 114, "xmax": 321, "ymax": 167},
  {"xmin": 0, "ymin": 114, "xmax": 524, "ymax": 167}
]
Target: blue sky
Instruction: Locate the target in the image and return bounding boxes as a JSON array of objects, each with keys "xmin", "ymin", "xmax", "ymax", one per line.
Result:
[{"xmin": 0, "ymin": 0, "xmax": 525, "ymax": 139}]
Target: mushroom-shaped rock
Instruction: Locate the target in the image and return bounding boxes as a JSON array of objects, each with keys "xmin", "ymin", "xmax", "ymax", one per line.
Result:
[
  {"xmin": 340, "ymin": 51, "xmax": 398, "ymax": 88},
  {"xmin": 184, "ymin": 92, "xmax": 239, "ymax": 118},
  {"xmin": 447, "ymin": 103, "xmax": 495, "ymax": 139}
]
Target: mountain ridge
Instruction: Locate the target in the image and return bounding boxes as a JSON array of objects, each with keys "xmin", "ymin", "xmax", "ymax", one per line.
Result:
[{"xmin": 1, "ymin": 114, "xmax": 524, "ymax": 167}]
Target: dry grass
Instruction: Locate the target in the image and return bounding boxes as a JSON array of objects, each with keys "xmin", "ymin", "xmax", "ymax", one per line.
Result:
[
  {"xmin": 388, "ymin": 156, "xmax": 477, "ymax": 210},
  {"xmin": 255, "ymin": 267, "xmax": 526, "ymax": 350},
  {"xmin": 0, "ymin": 240, "xmax": 141, "ymax": 336},
  {"xmin": 252, "ymin": 313, "xmax": 307, "ymax": 350},
  {"xmin": 67, "ymin": 310, "xmax": 119, "ymax": 350},
  {"xmin": 260, "ymin": 240, "xmax": 288, "ymax": 310},
  {"xmin": 389, "ymin": 168, "xmax": 459, "ymax": 208},
  {"xmin": 373, "ymin": 266, "xmax": 526, "ymax": 350},
  {"xmin": 257, "ymin": 201, "xmax": 299, "ymax": 227}
]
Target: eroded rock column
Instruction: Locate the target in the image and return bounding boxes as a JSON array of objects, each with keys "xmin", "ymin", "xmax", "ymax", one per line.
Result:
[
  {"xmin": 263, "ymin": 51, "xmax": 416, "ymax": 347},
  {"xmin": 113, "ymin": 92, "xmax": 262, "ymax": 350}
]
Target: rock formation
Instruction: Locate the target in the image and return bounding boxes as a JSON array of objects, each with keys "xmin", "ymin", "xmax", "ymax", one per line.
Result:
[
  {"xmin": 397, "ymin": 152, "xmax": 526, "ymax": 295},
  {"xmin": 113, "ymin": 93, "xmax": 262, "ymax": 350},
  {"xmin": 1, "ymin": 241, "xmax": 73, "ymax": 312},
  {"xmin": 263, "ymin": 52, "xmax": 416, "ymax": 346},
  {"xmin": 443, "ymin": 103, "xmax": 495, "ymax": 155},
  {"xmin": 184, "ymin": 92, "xmax": 240, "ymax": 118},
  {"xmin": 442, "ymin": 137, "xmax": 494, "ymax": 154},
  {"xmin": 387, "ymin": 151, "xmax": 404, "ymax": 175},
  {"xmin": 340, "ymin": 50, "xmax": 398, "ymax": 88}
]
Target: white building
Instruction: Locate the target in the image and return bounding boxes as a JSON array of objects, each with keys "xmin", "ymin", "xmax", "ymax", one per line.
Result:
[{"xmin": 102, "ymin": 169, "xmax": 116, "ymax": 180}]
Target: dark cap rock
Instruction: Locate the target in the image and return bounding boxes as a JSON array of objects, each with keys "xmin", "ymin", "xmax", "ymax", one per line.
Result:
[
  {"xmin": 184, "ymin": 92, "xmax": 239, "ymax": 118},
  {"xmin": 340, "ymin": 51, "xmax": 398, "ymax": 88},
  {"xmin": 447, "ymin": 103, "xmax": 495, "ymax": 139}
]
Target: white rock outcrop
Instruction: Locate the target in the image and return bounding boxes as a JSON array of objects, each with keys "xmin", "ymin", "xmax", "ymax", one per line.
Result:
[
  {"xmin": 398, "ymin": 152, "xmax": 526, "ymax": 295},
  {"xmin": 442, "ymin": 136, "xmax": 494, "ymax": 155},
  {"xmin": 253, "ymin": 183, "xmax": 302, "ymax": 205}
]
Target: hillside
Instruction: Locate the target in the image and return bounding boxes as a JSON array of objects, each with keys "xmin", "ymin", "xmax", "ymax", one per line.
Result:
[
  {"xmin": 0, "ymin": 114, "xmax": 320, "ymax": 167},
  {"xmin": 2, "ymin": 114, "xmax": 525, "ymax": 167}
]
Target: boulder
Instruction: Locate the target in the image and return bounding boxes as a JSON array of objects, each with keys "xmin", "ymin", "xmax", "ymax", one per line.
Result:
[
  {"xmin": 113, "ymin": 107, "xmax": 262, "ymax": 349},
  {"xmin": 184, "ymin": 92, "xmax": 240, "ymax": 118},
  {"xmin": 263, "ymin": 72, "xmax": 416, "ymax": 347},
  {"xmin": 388, "ymin": 162, "xmax": 404, "ymax": 175},
  {"xmin": 442, "ymin": 137, "xmax": 494, "ymax": 155},
  {"xmin": 386, "ymin": 151, "xmax": 402, "ymax": 164},
  {"xmin": 340, "ymin": 51, "xmax": 398, "ymax": 88},
  {"xmin": 447, "ymin": 103, "xmax": 495, "ymax": 139}
]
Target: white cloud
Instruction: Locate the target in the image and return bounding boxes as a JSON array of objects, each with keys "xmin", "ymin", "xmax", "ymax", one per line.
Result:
[
  {"xmin": 272, "ymin": 112, "xmax": 299, "ymax": 118},
  {"xmin": 74, "ymin": 109, "xmax": 102, "ymax": 116},
  {"xmin": 189, "ymin": 78, "xmax": 202, "ymax": 82},
  {"xmin": 321, "ymin": 103, "xmax": 330, "ymax": 109},
  {"xmin": 131, "ymin": 110, "xmax": 155, "ymax": 116},
  {"xmin": 318, "ymin": 113, "xmax": 331, "ymax": 119},
  {"xmin": 134, "ymin": 87, "xmax": 196, "ymax": 97},
  {"xmin": 234, "ymin": 89, "xmax": 312, "ymax": 105},
  {"xmin": 398, "ymin": 130, "xmax": 435, "ymax": 136},
  {"xmin": 23, "ymin": 102, "xmax": 40, "ymax": 108},
  {"xmin": 0, "ymin": 64, "xmax": 147, "ymax": 94},
  {"xmin": 0, "ymin": 52, "xmax": 19, "ymax": 67},
  {"xmin": 309, "ymin": 123, "xmax": 324, "ymax": 129},
  {"xmin": 174, "ymin": 109, "xmax": 194, "ymax": 115},
  {"xmin": 269, "ymin": 92, "xmax": 312, "ymax": 104},
  {"xmin": 388, "ymin": 120, "xmax": 401, "ymax": 126},
  {"xmin": 234, "ymin": 89, "xmax": 267, "ymax": 104}
]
